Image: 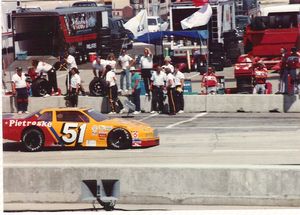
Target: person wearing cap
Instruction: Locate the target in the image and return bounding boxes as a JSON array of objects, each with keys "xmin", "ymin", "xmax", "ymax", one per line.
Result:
[
  {"xmin": 105, "ymin": 64, "xmax": 125, "ymax": 114},
  {"xmin": 174, "ymin": 64, "xmax": 185, "ymax": 113},
  {"xmin": 11, "ymin": 67, "xmax": 30, "ymax": 114},
  {"xmin": 31, "ymin": 59, "xmax": 59, "ymax": 97},
  {"xmin": 253, "ymin": 62, "xmax": 268, "ymax": 94},
  {"xmin": 201, "ymin": 67, "xmax": 218, "ymax": 94},
  {"xmin": 162, "ymin": 56, "xmax": 174, "ymax": 73},
  {"xmin": 285, "ymin": 47, "xmax": 299, "ymax": 94},
  {"xmin": 165, "ymin": 67, "xmax": 176, "ymax": 115},
  {"xmin": 150, "ymin": 65, "xmax": 167, "ymax": 114},
  {"xmin": 276, "ymin": 47, "xmax": 288, "ymax": 94},
  {"xmin": 92, "ymin": 55, "xmax": 106, "ymax": 78},
  {"xmin": 140, "ymin": 47, "xmax": 153, "ymax": 96},
  {"xmin": 118, "ymin": 49, "xmax": 134, "ymax": 93},
  {"xmin": 130, "ymin": 66, "xmax": 141, "ymax": 114}
]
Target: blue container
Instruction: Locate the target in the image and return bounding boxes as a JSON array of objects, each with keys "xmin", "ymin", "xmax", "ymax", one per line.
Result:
[{"xmin": 183, "ymin": 79, "xmax": 192, "ymax": 94}]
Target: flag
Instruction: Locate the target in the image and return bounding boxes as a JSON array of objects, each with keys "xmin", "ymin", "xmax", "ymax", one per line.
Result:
[
  {"xmin": 193, "ymin": 0, "xmax": 209, "ymax": 6},
  {"xmin": 124, "ymin": 10, "xmax": 148, "ymax": 39},
  {"xmin": 180, "ymin": 3, "xmax": 212, "ymax": 30}
]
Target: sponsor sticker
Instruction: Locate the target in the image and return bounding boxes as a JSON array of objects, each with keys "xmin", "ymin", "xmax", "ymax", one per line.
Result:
[{"xmin": 6, "ymin": 120, "xmax": 52, "ymax": 127}]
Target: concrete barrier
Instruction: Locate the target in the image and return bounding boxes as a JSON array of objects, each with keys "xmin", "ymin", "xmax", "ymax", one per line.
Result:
[
  {"xmin": 2, "ymin": 94, "xmax": 300, "ymax": 113},
  {"xmin": 4, "ymin": 165, "xmax": 300, "ymax": 206}
]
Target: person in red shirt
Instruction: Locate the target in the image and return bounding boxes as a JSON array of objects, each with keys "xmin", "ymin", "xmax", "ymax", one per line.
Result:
[
  {"xmin": 201, "ymin": 67, "xmax": 218, "ymax": 94},
  {"xmin": 253, "ymin": 62, "xmax": 268, "ymax": 94}
]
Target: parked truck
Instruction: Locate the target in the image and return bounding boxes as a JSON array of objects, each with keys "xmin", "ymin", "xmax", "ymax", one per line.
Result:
[
  {"xmin": 169, "ymin": 0, "xmax": 240, "ymax": 72},
  {"xmin": 234, "ymin": 3, "xmax": 300, "ymax": 93},
  {"xmin": 11, "ymin": 6, "xmax": 130, "ymax": 64}
]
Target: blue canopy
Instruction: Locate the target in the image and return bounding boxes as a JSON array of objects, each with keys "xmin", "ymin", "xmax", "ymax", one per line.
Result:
[{"xmin": 134, "ymin": 30, "xmax": 209, "ymax": 44}]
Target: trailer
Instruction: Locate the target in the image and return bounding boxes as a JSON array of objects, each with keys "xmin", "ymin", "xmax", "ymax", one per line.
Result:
[
  {"xmin": 11, "ymin": 6, "xmax": 129, "ymax": 64},
  {"xmin": 169, "ymin": 0, "xmax": 240, "ymax": 72},
  {"xmin": 235, "ymin": 3, "xmax": 300, "ymax": 93}
]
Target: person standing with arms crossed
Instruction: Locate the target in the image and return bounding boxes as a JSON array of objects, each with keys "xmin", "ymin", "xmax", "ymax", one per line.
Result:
[
  {"xmin": 140, "ymin": 48, "xmax": 153, "ymax": 96},
  {"xmin": 106, "ymin": 65, "xmax": 125, "ymax": 114},
  {"xmin": 150, "ymin": 66, "xmax": 166, "ymax": 114},
  {"xmin": 174, "ymin": 64, "xmax": 185, "ymax": 113},
  {"xmin": 69, "ymin": 67, "xmax": 81, "ymax": 107},
  {"xmin": 11, "ymin": 67, "xmax": 30, "ymax": 114}
]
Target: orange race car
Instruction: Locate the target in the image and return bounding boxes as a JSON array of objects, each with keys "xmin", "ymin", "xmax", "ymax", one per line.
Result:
[{"xmin": 3, "ymin": 108, "xmax": 159, "ymax": 152}]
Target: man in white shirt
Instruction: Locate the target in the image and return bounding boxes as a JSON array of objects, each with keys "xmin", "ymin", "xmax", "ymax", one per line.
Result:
[
  {"xmin": 174, "ymin": 65, "xmax": 185, "ymax": 113},
  {"xmin": 64, "ymin": 52, "xmax": 78, "ymax": 95},
  {"xmin": 31, "ymin": 59, "xmax": 59, "ymax": 97},
  {"xmin": 118, "ymin": 49, "xmax": 134, "ymax": 93},
  {"xmin": 150, "ymin": 66, "xmax": 166, "ymax": 114},
  {"xmin": 69, "ymin": 67, "xmax": 81, "ymax": 107},
  {"xmin": 165, "ymin": 67, "xmax": 176, "ymax": 115},
  {"xmin": 105, "ymin": 65, "xmax": 125, "ymax": 114},
  {"xmin": 92, "ymin": 55, "xmax": 106, "ymax": 78},
  {"xmin": 11, "ymin": 67, "xmax": 29, "ymax": 114},
  {"xmin": 140, "ymin": 48, "xmax": 153, "ymax": 96}
]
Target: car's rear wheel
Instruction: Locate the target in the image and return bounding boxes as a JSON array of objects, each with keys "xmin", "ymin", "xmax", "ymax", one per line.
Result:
[
  {"xmin": 107, "ymin": 128, "xmax": 131, "ymax": 149},
  {"xmin": 22, "ymin": 128, "xmax": 44, "ymax": 152}
]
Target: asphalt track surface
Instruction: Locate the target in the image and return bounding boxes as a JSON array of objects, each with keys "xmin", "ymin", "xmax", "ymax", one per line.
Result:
[{"xmin": 3, "ymin": 112, "xmax": 300, "ymax": 166}]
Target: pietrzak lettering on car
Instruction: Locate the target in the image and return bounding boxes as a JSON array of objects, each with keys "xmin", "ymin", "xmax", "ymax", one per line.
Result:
[{"xmin": 5, "ymin": 120, "xmax": 52, "ymax": 127}]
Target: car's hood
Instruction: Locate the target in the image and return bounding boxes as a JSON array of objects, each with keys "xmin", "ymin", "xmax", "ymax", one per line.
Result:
[{"xmin": 103, "ymin": 118, "xmax": 151, "ymax": 129}]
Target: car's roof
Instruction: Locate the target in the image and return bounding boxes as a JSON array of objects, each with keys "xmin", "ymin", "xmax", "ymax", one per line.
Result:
[{"xmin": 40, "ymin": 107, "xmax": 91, "ymax": 112}]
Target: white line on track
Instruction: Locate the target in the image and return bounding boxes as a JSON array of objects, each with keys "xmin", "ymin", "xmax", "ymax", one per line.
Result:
[
  {"xmin": 158, "ymin": 126, "xmax": 300, "ymax": 130},
  {"xmin": 138, "ymin": 113, "xmax": 158, "ymax": 122},
  {"xmin": 166, "ymin": 112, "xmax": 207, "ymax": 128}
]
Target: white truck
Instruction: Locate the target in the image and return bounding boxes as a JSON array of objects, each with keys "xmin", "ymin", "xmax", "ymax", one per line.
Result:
[
  {"xmin": 147, "ymin": 16, "xmax": 169, "ymax": 32},
  {"xmin": 169, "ymin": 0, "xmax": 240, "ymax": 71}
]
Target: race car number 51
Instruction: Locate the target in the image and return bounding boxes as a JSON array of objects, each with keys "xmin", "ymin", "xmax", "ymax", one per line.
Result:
[{"xmin": 61, "ymin": 123, "xmax": 87, "ymax": 144}]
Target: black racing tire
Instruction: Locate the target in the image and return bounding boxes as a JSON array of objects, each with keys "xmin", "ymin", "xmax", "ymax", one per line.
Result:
[
  {"xmin": 22, "ymin": 128, "xmax": 44, "ymax": 152},
  {"xmin": 31, "ymin": 78, "xmax": 51, "ymax": 97},
  {"xmin": 89, "ymin": 78, "xmax": 107, "ymax": 96},
  {"xmin": 107, "ymin": 128, "xmax": 132, "ymax": 149}
]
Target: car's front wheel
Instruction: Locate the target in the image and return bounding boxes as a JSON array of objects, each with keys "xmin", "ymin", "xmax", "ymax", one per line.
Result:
[
  {"xmin": 107, "ymin": 128, "xmax": 131, "ymax": 149},
  {"xmin": 22, "ymin": 128, "xmax": 44, "ymax": 152}
]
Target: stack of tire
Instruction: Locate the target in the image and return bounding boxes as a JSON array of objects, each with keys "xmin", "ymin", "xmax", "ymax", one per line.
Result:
[{"xmin": 98, "ymin": 27, "xmax": 112, "ymax": 58}]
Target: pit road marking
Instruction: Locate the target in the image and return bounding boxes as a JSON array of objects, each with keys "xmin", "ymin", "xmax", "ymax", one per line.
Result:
[
  {"xmin": 166, "ymin": 113, "xmax": 207, "ymax": 128},
  {"xmin": 138, "ymin": 113, "xmax": 159, "ymax": 122}
]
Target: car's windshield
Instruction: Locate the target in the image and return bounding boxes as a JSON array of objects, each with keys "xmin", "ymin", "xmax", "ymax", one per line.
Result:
[
  {"xmin": 84, "ymin": 109, "xmax": 108, "ymax": 121},
  {"xmin": 148, "ymin": 18, "xmax": 157, "ymax": 25}
]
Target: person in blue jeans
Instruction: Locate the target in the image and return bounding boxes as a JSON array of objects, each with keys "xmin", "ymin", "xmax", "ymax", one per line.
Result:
[
  {"xmin": 118, "ymin": 49, "xmax": 134, "ymax": 93},
  {"xmin": 130, "ymin": 66, "xmax": 141, "ymax": 114}
]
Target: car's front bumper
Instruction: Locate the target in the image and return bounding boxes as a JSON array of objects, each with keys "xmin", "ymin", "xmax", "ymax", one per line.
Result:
[{"xmin": 132, "ymin": 138, "xmax": 159, "ymax": 148}]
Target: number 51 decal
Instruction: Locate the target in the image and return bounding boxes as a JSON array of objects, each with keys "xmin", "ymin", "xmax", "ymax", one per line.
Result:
[{"xmin": 61, "ymin": 123, "xmax": 87, "ymax": 144}]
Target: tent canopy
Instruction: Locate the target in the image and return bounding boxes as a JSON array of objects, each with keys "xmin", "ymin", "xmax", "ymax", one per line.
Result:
[{"xmin": 134, "ymin": 30, "xmax": 209, "ymax": 44}]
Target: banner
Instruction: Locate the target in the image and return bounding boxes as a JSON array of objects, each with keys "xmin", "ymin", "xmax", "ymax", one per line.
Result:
[
  {"xmin": 193, "ymin": 0, "xmax": 209, "ymax": 6},
  {"xmin": 180, "ymin": 3, "xmax": 212, "ymax": 30},
  {"xmin": 124, "ymin": 10, "xmax": 148, "ymax": 38}
]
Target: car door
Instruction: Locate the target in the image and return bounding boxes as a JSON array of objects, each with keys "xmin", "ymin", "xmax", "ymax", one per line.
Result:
[{"xmin": 52, "ymin": 110, "xmax": 92, "ymax": 147}]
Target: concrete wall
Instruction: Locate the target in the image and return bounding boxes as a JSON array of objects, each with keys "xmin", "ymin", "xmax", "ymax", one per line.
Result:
[
  {"xmin": 2, "ymin": 94, "xmax": 300, "ymax": 113},
  {"xmin": 4, "ymin": 165, "xmax": 300, "ymax": 206}
]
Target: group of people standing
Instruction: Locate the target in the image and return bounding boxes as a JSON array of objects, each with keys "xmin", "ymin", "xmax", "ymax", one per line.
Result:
[
  {"xmin": 92, "ymin": 48, "xmax": 185, "ymax": 115},
  {"xmin": 278, "ymin": 47, "xmax": 300, "ymax": 95}
]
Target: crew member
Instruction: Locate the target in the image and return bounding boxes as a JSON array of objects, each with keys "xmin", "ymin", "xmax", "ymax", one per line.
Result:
[
  {"xmin": 11, "ymin": 67, "xmax": 30, "ymax": 114},
  {"xmin": 162, "ymin": 56, "xmax": 174, "ymax": 73},
  {"xmin": 165, "ymin": 68, "xmax": 176, "ymax": 115},
  {"xmin": 174, "ymin": 64, "xmax": 185, "ymax": 113},
  {"xmin": 286, "ymin": 47, "xmax": 299, "ymax": 95},
  {"xmin": 201, "ymin": 67, "xmax": 218, "ymax": 94},
  {"xmin": 277, "ymin": 47, "xmax": 288, "ymax": 94},
  {"xmin": 130, "ymin": 66, "xmax": 141, "ymax": 114},
  {"xmin": 64, "ymin": 52, "xmax": 78, "ymax": 95},
  {"xmin": 106, "ymin": 65, "xmax": 125, "ymax": 114},
  {"xmin": 31, "ymin": 59, "xmax": 59, "ymax": 97},
  {"xmin": 150, "ymin": 66, "xmax": 167, "ymax": 114},
  {"xmin": 140, "ymin": 48, "xmax": 153, "ymax": 96},
  {"xmin": 69, "ymin": 67, "xmax": 80, "ymax": 107},
  {"xmin": 92, "ymin": 55, "xmax": 106, "ymax": 78},
  {"xmin": 118, "ymin": 49, "xmax": 134, "ymax": 93},
  {"xmin": 253, "ymin": 62, "xmax": 268, "ymax": 94}
]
